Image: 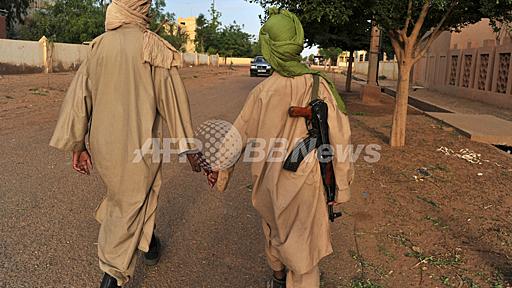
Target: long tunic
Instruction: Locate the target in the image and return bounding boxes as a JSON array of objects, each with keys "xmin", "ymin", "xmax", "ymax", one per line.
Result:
[
  {"xmin": 218, "ymin": 73, "xmax": 354, "ymax": 274},
  {"xmin": 49, "ymin": 24, "xmax": 195, "ymax": 285}
]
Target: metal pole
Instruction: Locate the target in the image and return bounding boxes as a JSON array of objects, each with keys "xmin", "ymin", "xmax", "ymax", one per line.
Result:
[{"xmin": 367, "ymin": 21, "xmax": 381, "ymax": 86}]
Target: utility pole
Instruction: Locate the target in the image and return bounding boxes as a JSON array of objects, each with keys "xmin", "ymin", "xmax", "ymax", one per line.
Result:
[
  {"xmin": 367, "ymin": 23, "xmax": 380, "ymax": 85},
  {"xmin": 360, "ymin": 21, "xmax": 381, "ymax": 104}
]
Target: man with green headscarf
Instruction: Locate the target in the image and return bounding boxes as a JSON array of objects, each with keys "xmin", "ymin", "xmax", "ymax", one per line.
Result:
[{"xmin": 216, "ymin": 9, "xmax": 354, "ymax": 288}]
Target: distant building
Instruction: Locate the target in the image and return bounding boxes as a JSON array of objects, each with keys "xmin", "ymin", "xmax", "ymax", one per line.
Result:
[
  {"xmin": 412, "ymin": 19, "xmax": 512, "ymax": 108},
  {"xmin": 30, "ymin": 0, "xmax": 55, "ymax": 9},
  {"xmin": 177, "ymin": 16, "xmax": 197, "ymax": 53},
  {"xmin": 335, "ymin": 19, "xmax": 512, "ymax": 108}
]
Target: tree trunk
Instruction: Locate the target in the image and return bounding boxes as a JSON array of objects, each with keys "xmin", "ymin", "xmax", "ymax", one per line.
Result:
[
  {"xmin": 390, "ymin": 59, "xmax": 412, "ymax": 147},
  {"xmin": 345, "ymin": 51, "xmax": 354, "ymax": 92}
]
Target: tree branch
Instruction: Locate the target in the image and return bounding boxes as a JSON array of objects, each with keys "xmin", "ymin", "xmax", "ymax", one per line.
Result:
[
  {"xmin": 410, "ymin": 0, "xmax": 432, "ymax": 42},
  {"xmin": 389, "ymin": 31, "xmax": 404, "ymax": 62},
  {"xmin": 428, "ymin": 0, "xmax": 458, "ymax": 37},
  {"xmin": 413, "ymin": 0, "xmax": 459, "ymax": 62},
  {"xmin": 413, "ymin": 29, "xmax": 443, "ymax": 63},
  {"xmin": 403, "ymin": 0, "xmax": 413, "ymax": 34},
  {"xmin": 155, "ymin": 18, "xmax": 170, "ymax": 34}
]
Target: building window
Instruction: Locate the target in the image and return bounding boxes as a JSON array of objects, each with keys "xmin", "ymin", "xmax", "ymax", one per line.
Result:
[
  {"xmin": 496, "ymin": 53, "xmax": 511, "ymax": 94},
  {"xmin": 477, "ymin": 54, "xmax": 489, "ymax": 91},
  {"xmin": 449, "ymin": 55, "xmax": 458, "ymax": 86}
]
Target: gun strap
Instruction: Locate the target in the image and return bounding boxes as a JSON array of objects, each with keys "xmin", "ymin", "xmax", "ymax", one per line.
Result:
[{"xmin": 311, "ymin": 75, "xmax": 320, "ymax": 101}]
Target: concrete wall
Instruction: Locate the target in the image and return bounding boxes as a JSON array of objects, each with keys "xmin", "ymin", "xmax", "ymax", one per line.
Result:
[
  {"xmin": 221, "ymin": 57, "xmax": 252, "ymax": 66},
  {"xmin": 181, "ymin": 52, "xmax": 219, "ymax": 66},
  {"xmin": 198, "ymin": 53, "xmax": 209, "ymax": 65},
  {"xmin": 182, "ymin": 52, "xmax": 197, "ymax": 66},
  {"xmin": 0, "ymin": 38, "xmax": 222, "ymax": 74},
  {"xmin": 353, "ymin": 60, "xmax": 399, "ymax": 81},
  {"xmin": 210, "ymin": 54, "xmax": 219, "ymax": 66},
  {"xmin": 450, "ymin": 19, "xmax": 497, "ymax": 50},
  {"xmin": 412, "ymin": 19, "xmax": 512, "ymax": 108},
  {"xmin": 52, "ymin": 42, "xmax": 89, "ymax": 72},
  {"xmin": 181, "ymin": 54, "xmax": 251, "ymax": 66},
  {"xmin": 0, "ymin": 16, "xmax": 6, "ymax": 39},
  {"xmin": 0, "ymin": 39, "xmax": 44, "ymax": 74}
]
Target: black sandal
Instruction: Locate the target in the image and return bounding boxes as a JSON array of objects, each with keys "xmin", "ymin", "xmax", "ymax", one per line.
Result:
[
  {"xmin": 143, "ymin": 233, "xmax": 161, "ymax": 266},
  {"xmin": 266, "ymin": 275, "xmax": 286, "ymax": 288}
]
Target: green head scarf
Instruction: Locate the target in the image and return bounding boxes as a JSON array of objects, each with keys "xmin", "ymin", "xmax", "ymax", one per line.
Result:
[{"xmin": 259, "ymin": 8, "xmax": 347, "ymax": 113}]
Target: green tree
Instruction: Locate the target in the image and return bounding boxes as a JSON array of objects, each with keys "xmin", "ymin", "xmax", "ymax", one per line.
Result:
[
  {"xmin": 252, "ymin": 0, "xmax": 512, "ymax": 147},
  {"xmin": 195, "ymin": 1, "xmax": 256, "ymax": 57},
  {"xmin": 17, "ymin": 0, "xmax": 106, "ymax": 43},
  {"xmin": 16, "ymin": 0, "xmax": 188, "ymax": 50},
  {"xmin": 217, "ymin": 22, "xmax": 253, "ymax": 57},
  {"xmin": 149, "ymin": 0, "xmax": 188, "ymax": 51},
  {"xmin": 250, "ymin": 0, "xmax": 371, "ymax": 92},
  {"xmin": 251, "ymin": 40, "xmax": 262, "ymax": 57},
  {"xmin": 307, "ymin": 6, "xmax": 371, "ymax": 92},
  {"xmin": 0, "ymin": 0, "xmax": 31, "ymax": 36},
  {"xmin": 318, "ymin": 47, "xmax": 342, "ymax": 66},
  {"xmin": 195, "ymin": 1, "xmax": 222, "ymax": 53},
  {"xmin": 195, "ymin": 13, "xmax": 209, "ymax": 53},
  {"xmin": 371, "ymin": 0, "xmax": 512, "ymax": 146}
]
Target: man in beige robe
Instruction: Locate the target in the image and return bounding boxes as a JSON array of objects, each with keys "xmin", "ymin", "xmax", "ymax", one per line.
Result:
[
  {"xmin": 49, "ymin": 1, "xmax": 202, "ymax": 287},
  {"xmin": 216, "ymin": 9, "xmax": 354, "ymax": 288}
]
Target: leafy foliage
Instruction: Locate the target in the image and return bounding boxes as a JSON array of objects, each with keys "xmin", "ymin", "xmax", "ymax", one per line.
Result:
[
  {"xmin": 368, "ymin": 0, "xmax": 512, "ymax": 64},
  {"xmin": 251, "ymin": 0, "xmax": 512, "ymax": 146},
  {"xmin": 149, "ymin": 0, "xmax": 188, "ymax": 51},
  {"xmin": 249, "ymin": 0, "xmax": 371, "ymax": 52},
  {"xmin": 249, "ymin": 0, "xmax": 352, "ymax": 24},
  {"xmin": 0, "ymin": 0, "xmax": 31, "ymax": 35},
  {"xmin": 216, "ymin": 22, "xmax": 254, "ymax": 57},
  {"xmin": 195, "ymin": 1, "xmax": 257, "ymax": 57},
  {"xmin": 195, "ymin": 2, "xmax": 222, "ymax": 54},
  {"xmin": 16, "ymin": 0, "xmax": 187, "ymax": 50},
  {"xmin": 318, "ymin": 47, "xmax": 342, "ymax": 65},
  {"xmin": 16, "ymin": 0, "xmax": 105, "ymax": 43},
  {"xmin": 369, "ymin": 0, "xmax": 512, "ymax": 146}
]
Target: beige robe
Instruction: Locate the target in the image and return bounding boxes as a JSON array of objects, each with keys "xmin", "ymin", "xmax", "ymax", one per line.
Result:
[
  {"xmin": 50, "ymin": 24, "xmax": 195, "ymax": 285},
  {"xmin": 218, "ymin": 73, "xmax": 354, "ymax": 275}
]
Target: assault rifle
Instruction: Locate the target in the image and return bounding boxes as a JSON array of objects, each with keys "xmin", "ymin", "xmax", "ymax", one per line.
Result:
[{"xmin": 283, "ymin": 76, "xmax": 342, "ymax": 222}]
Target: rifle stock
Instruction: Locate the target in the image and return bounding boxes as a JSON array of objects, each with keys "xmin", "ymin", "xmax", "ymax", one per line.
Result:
[{"xmin": 288, "ymin": 106, "xmax": 312, "ymax": 120}]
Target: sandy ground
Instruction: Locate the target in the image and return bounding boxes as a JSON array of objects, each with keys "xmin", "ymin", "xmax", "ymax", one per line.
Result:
[{"xmin": 0, "ymin": 67, "xmax": 511, "ymax": 288}]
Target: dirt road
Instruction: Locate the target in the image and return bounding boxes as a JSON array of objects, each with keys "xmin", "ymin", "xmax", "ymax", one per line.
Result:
[{"xmin": 1, "ymin": 67, "xmax": 511, "ymax": 288}]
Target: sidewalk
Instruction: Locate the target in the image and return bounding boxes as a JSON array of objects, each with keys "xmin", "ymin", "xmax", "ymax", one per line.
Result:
[
  {"xmin": 348, "ymin": 71, "xmax": 512, "ymax": 122},
  {"xmin": 322, "ymin": 69, "xmax": 512, "ymax": 146}
]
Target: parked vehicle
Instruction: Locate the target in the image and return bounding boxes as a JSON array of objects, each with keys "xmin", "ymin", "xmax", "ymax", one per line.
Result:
[{"xmin": 250, "ymin": 56, "xmax": 272, "ymax": 77}]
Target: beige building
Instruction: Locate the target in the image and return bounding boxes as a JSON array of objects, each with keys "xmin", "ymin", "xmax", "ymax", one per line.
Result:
[
  {"xmin": 30, "ymin": 0, "xmax": 55, "ymax": 9},
  {"xmin": 337, "ymin": 19, "xmax": 512, "ymax": 108},
  {"xmin": 177, "ymin": 16, "xmax": 197, "ymax": 53},
  {"xmin": 413, "ymin": 19, "xmax": 512, "ymax": 108}
]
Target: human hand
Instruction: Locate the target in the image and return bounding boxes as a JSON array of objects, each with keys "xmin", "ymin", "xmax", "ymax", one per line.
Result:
[
  {"xmin": 206, "ymin": 171, "xmax": 219, "ymax": 188},
  {"xmin": 72, "ymin": 150, "xmax": 93, "ymax": 175},
  {"xmin": 216, "ymin": 170, "xmax": 231, "ymax": 193},
  {"xmin": 186, "ymin": 153, "xmax": 203, "ymax": 173}
]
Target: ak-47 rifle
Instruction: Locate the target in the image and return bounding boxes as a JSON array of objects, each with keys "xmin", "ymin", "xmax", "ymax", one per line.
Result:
[{"xmin": 283, "ymin": 75, "xmax": 342, "ymax": 222}]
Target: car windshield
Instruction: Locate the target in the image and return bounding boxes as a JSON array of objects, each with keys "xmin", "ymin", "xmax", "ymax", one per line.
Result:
[{"xmin": 254, "ymin": 57, "xmax": 266, "ymax": 63}]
